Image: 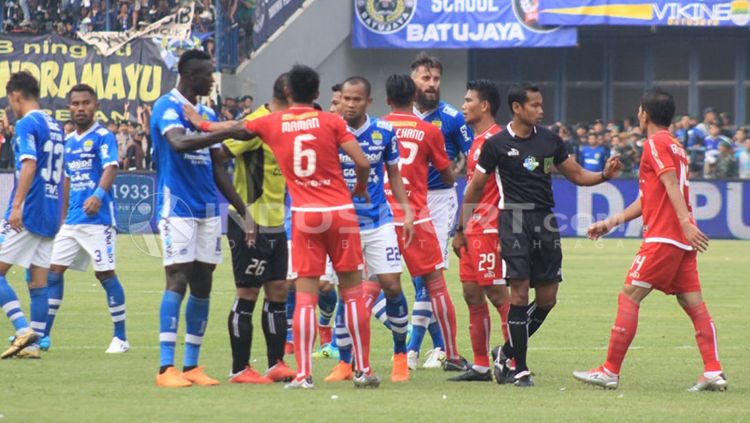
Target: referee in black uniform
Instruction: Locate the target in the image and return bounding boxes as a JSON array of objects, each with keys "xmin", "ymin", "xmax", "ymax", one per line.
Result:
[{"xmin": 459, "ymin": 83, "xmax": 621, "ymax": 387}]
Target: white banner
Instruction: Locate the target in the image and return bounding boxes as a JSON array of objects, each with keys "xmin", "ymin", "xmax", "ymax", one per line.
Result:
[{"xmin": 78, "ymin": 4, "xmax": 194, "ymax": 56}]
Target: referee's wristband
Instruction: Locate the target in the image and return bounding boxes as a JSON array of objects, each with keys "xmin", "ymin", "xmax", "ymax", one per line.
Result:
[
  {"xmin": 601, "ymin": 170, "xmax": 611, "ymax": 181},
  {"xmin": 93, "ymin": 187, "xmax": 106, "ymax": 200}
]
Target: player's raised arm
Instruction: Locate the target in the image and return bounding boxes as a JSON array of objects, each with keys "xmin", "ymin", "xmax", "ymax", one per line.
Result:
[
  {"xmin": 340, "ymin": 139, "xmax": 371, "ymax": 203},
  {"xmin": 165, "ymin": 122, "xmax": 254, "ymax": 153},
  {"xmin": 557, "ymin": 152, "xmax": 622, "ymax": 186}
]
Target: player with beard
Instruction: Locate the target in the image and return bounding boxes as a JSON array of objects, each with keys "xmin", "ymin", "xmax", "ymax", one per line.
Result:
[{"xmin": 403, "ymin": 52, "xmax": 473, "ymax": 371}]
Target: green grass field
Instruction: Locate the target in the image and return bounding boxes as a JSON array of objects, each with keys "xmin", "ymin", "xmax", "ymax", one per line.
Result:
[{"xmin": 0, "ymin": 237, "xmax": 747, "ymax": 422}]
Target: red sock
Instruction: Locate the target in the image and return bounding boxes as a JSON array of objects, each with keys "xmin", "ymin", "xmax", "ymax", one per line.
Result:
[
  {"xmin": 496, "ymin": 301, "xmax": 510, "ymax": 344},
  {"xmin": 426, "ymin": 274, "xmax": 459, "ymax": 360},
  {"xmin": 341, "ymin": 284, "xmax": 371, "ymax": 374},
  {"xmin": 319, "ymin": 324, "xmax": 332, "ymax": 346},
  {"xmin": 684, "ymin": 302, "xmax": 722, "ymax": 373},
  {"xmin": 293, "ymin": 291, "xmax": 318, "ymax": 379},
  {"xmin": 468, "ymin": 303, "xmax": 491, "ymax": 368},
  {"xmin": 604, "ymin": 293, "xmax": 639, "ymax": 374},
  {"xmin": 361, "ymin": 280, "xmax": 381, "ymax": 313}
]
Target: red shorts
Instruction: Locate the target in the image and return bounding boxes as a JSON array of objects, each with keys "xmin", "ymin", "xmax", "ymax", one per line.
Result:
[
  {"xmin": 291, "ymin": 208, "xmax": 363, "ymax": 278},
  {"xmin": 459, "ymin": 233, "xmax": 505, "ymax": 286},
  {"xmin": 395, "ymin": 221, "xmax": 443, "ymax": 278},
  {"xmin": 625, "ymin": 242, "xmax": 700, "ymax": 295}
]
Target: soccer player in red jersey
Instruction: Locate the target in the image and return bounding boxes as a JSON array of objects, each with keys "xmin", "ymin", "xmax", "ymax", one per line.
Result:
[
  {"xmin": 449, "ymin": 80, "xmax": 510, "ymax": 382},
  {"xmin": 382, "ymin": 74, "xmax": 467, "ymax": 371},
  {"xmin": 573, "ymin": 88, "xmax": 726, "ymax": 392},
  {"xmin": 171, "ymin": 65, "xmax": 378, "ymax": 389}
]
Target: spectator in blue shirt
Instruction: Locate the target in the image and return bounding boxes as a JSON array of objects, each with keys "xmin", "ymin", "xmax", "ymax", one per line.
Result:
[{"xmin": 579, "ymin": 133, "xmax": 609, "ymax": 172}]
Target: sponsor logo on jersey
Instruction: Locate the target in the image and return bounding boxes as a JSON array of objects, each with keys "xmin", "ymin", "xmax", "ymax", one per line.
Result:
[
  {"xmin": 473, "ymin": 148, "xmax": 481, "ymax": 161},
  {"xmin": 508, "ymin": 148, "xmax": 520, "ymax": 157},
  {"xmin": 523, "ymin": 156, "xmax": 539, "ymax": 172},
  {"xmin": 355, "ymin": 0, "xmax": 417, "ymax": 34}
]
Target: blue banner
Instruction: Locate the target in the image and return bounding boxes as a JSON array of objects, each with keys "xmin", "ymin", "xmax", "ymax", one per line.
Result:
[
  {"xmin": 112, "ymin": 172, "xmax": 157, "ymax": 234},
  {"xmin": 538, "ymin": 0, "xmax": 750, "ymax": 27},
  {"xmin": 352, "ymin": 0, "xmax": 578, "ymax": 49},
  {"xmin": 253, "ymin": 0, "xmax": 305, "ymax": 50},
  {"xmin": 455, "ymin": 177, "xmax": 750, "ymax": 240}
]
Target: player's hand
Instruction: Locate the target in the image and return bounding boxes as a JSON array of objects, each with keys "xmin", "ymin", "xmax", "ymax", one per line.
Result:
[
  {"xmin": 83, "ymin": 195, "xmax": 102, "ymax": 216},
  {"xmin": 8, "ymin": 206, "xmax": 23, "ymax": 232},
  {"xmin": 352, "ymin": 187, "xmax": 370, "ymax": 204},
  {"xmin": 603, "ymin": 156, "xmax": 622, "ymax": 180},
  {"xmin": 587, "ymin": 220, "xmax": 613, "ymax": 240},
  {"xmin": 402, "ymin": 217, "xmax": 415, "ymax": 249},
  {"xmin": 243, "ymin": 212, "xmax": 257, "ymax": 246},
  {"xmin": 682, "ymin": 221, "xmax": 709, "ymax": 252},
  {"xmin": 182, "ymin": 104, "xmax": 204, "ymax": 130},
  {"xmin": 452, "ymin": 230, "xmax": 466, "ymax": 258}
]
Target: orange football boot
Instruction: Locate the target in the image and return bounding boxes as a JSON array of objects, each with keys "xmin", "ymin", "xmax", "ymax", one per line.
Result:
[
  {"xmin": 156, "ymin": 367, "xmax": 192, "ymax": 388},
  {"xmin": 324, "ymin": 361, "xmax": 354, "ymax": 382},
  {"xmin": 391, "ymin": 353, "xmax": 409, "ymax": 382},
  {"xmin": 182, "ymin": 366, "xmax": 220, "ymax": 386}
]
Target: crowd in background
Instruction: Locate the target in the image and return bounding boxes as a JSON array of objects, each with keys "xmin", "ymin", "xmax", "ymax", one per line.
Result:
[
  {"xmin": 550, "ymin": 107, "xmax": 750, "ymax": 179},
  {"xmin": 1, "ymin": 0, "xmax": 257, "ymax": 62}
]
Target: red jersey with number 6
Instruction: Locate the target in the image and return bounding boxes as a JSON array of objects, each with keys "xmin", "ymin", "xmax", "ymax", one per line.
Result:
[
  {"xmin": 383, "ymin": 112, "xmax": 451, "ymax": 222},
  {"xmin": 465, "ymin": 123, "xmax": 502, "ymax": 235},
  {"xmin": 639, "ymin": 130, "xmax": 694, "ymax": 250},
  {"xmin": 244, "ymin": 106, "xmax": 356, "ymax": 211}
]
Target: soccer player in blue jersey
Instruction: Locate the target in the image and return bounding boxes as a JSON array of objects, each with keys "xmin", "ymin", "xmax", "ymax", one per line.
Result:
[
  {"xmin": 43, "ymin": 84, "xmax": 127, "ymax": 354},
  {"xmin": 150, "ymin": 49, "xmax": 237, "ymax": 387},
  {"xmin": 323, "ymin": 76, "xmax": 415, "ymax": 383},
  {"xmin": 402, "ymin": 52, "xmax": 473, "ymax": 370},
  {"xmin": 0, "ymin": 72, "xmax": 64, "ymax": 359}
]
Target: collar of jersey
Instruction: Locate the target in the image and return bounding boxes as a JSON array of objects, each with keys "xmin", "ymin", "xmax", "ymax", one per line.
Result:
[
  {"xmin": 70, "ymin": 122, "xmax": 101, "ymax": 141},
  {"xmin": 169, "ymin": 88, "xmax": 200, "ymax": 111},
  {"xmin": 506, "ymin": 122, "xmax": 537, "ymax": 139},
  {"xmin": 476, "ymin": 123, "xmax": 499, "ymax": 140},
  {"xmin": 412, "ymin": 102, "xmax": 443, "ymax": 120},
  {"xmin": 347, "ymin": 115, "xmax": 371, "ymax": 137}
]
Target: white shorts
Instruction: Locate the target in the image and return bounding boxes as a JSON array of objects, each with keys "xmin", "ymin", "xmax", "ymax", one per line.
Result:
[
  {"xmin": 361, "ymin": 223, "xmax": 403, "ymax": 279},
  {"xmin": 158, "ymin": 217, "xmax": 222, "ymax": 266},
  {"xmin": 0, "ymin": 221, "xmax": 53, "ymax": 268},
  {"xmin": 285, "ymin": 240, "xmax": 338, "ymax": 284},
  {"xmin": 51, "ymin": 224, "xmax": 116, "ymax": 272},
  {"xmin": 427, "ymin": 188, "xmax": 459, "ymax": 269}
]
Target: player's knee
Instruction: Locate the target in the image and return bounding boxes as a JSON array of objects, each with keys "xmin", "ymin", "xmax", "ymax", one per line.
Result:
[
  {"xmin": 485, "ymin": 286, "xmax": 508, "ymax": 307},
  {"xmin": 263, "ymin": 281, "xmax": 288, "ymax": 302},
  {"xmin": 461, "ymin": 286, "xmax": 484, "ymax": 305},
  {"xmin": 236, "ymin": 287, "xmax": 259, "ymax": 301},
  {"xmin": 381, "ymin": 279, "xmax": 402, "ymax": 298},
  {"xmin": 49, "ymin": 264, "xmax": 67, "ymax": 274},
  {"xmin": 319, "ymin": 280, "xmax": 335, "ymax": 293},
  {"xmin": 536, "ymin": 297, "xmax": 557, "ymax": 310},
  {"xmin": 95, "ymin": 270, "xmax": 116, "ymax": 282}
]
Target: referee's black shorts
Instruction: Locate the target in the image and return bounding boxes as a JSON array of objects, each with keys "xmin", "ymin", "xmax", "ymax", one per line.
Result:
[
  {"xmin": 227, "ymin": 217, "xmax": 288, "ymax": 288},
  {"xmin": 499, "ymin": 208, "xmax": 563, "ymax": 287}
]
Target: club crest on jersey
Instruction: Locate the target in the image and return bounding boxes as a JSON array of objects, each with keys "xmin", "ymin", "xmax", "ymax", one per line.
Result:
[
  {"xmin": 544, "ymin": 157, "xmax": 554, "ymax": 174},
  {"xmin": 355, "ymin": 0, "xmax": 416, "ymax": 34},
  {"xmin": 371, "ymin": 130, "xmax": 383, "ymax": 146},
  {"xmin": 523, "ymin": 156, "xmax": 539, "ymax": 172},
  {"xmin": 83, "ymin": 139, "xmax": 94, "ymax": 152}
]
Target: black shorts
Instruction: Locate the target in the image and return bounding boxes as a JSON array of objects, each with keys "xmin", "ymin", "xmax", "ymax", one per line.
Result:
[
  {"xmin": 227, "ymin": 217, "xmax": 288, "ymax": 288},
  {"xmin": 499, "ymin": 209, "xmax": 563, "ymax": 286}
]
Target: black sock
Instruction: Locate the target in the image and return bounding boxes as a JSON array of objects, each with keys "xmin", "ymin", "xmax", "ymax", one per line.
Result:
[
  {"xmin": 228, "ymin": 297, "xmax": 256, "ymax": 374},
  {"xmin": 501, "ymin": 302, "xmax": 552, "ymax": 359},
  {"xmin": 506, "ymin": 304, "xmax": 530, "ymax": 372},
  {"xmin": 262, "ymin": 300, "xmax": 288, "ymax": 368},
  {"xmin": 527, "ymin": 301, "xmax": 551, "ymax": 338},
  {"xmin": 182, "ymin": 365, "xmax": 197, "ymax": 372},
  {"xmin": 159, "ymin": 365, "xmax": 172, "ymax": 374}
]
